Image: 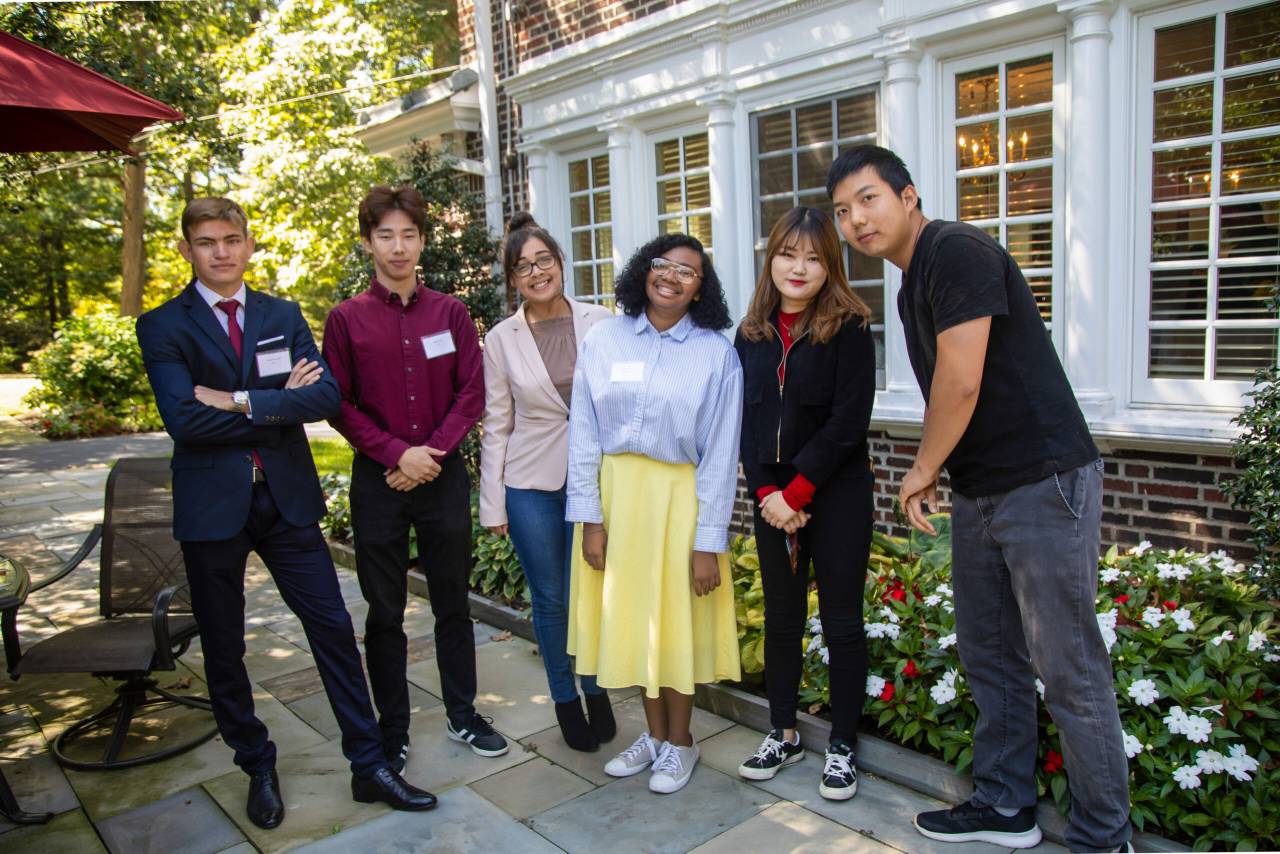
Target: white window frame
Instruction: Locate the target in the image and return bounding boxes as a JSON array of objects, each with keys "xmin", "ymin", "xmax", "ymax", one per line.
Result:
[
  {"xmin": 942, "ymin": 39, "xmax": 1067, "ymax": 348},
  {"xmin": 647, "ymin": 127, "xmax": 714, "ymax": 253},
  {"xmin": 1132, "ymin": 0, "xmax": 1280, "ymax": 408},
  {"xmin": 564, "ymin": 148, "xmax": 614, "ymax": 306}
]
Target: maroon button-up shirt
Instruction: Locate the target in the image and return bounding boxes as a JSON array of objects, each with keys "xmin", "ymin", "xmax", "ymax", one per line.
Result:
[{"xmin": 323, "ymin": 278, "xmax": 484, "ymax": 470}]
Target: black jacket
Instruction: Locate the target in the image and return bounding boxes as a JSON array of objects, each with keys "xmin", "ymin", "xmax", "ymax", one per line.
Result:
[{"xmin": 733, "ymin": 315, "xmax": 876, "ymax": 494}]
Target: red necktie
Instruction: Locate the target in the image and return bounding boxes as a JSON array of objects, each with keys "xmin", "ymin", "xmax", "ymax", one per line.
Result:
[{"xmin": 215, "ymin": 299, "xmax": 261, "ymax": 470}]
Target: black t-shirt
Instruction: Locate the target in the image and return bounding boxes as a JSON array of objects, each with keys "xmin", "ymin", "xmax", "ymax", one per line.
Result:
[{"xmin": 898, "ymin": 220, "xmax": 1098, "ymax": 497}]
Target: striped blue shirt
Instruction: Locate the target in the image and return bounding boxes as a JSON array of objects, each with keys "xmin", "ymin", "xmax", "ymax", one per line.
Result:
[{"xmin": 566, "ymin": 311, "xmax": 743, "ymax": 552}]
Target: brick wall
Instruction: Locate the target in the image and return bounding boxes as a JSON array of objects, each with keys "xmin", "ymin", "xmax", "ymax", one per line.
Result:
[{"xmin": 728, "ymin": 430, "xmax": 1254, "ymax": 560}]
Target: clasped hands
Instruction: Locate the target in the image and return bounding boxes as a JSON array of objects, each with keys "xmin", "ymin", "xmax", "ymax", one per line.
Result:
[
  {"xmin": 581, "ymin": 522, "xmax": 722, "ymax": 597},
  {"xmin": 758, "ymin": 491, "xmax": 811, "ymax": 534},
  {"xmin": 385, "ymin": 445, "xmax": 444, "ymax": 492},
  {"xmin": 194, "ymin": 358, "xmax": 323, "ymax": 411}
]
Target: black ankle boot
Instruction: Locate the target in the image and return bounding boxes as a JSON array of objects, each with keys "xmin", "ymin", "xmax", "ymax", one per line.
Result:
[
  {"xmin": 555, "ymin": 697, "xmax": 599, "ymax": 752},
  {"xmin": 584, "ymin": 690, "xmax": 616, "ymax": 744}
]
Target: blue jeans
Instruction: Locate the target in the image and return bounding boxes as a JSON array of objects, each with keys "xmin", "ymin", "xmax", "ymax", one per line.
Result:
[
  {"xmin": 951, "ymin": 460, "xmax": 1130, "ymax": 852},
  {"xmin": 505, "ymin": 485, "xmax": 600, "ymax": 704}
]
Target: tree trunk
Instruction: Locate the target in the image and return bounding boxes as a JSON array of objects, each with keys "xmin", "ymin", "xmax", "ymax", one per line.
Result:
[
  {"xmin": 182, "ymin": 168, "xmax": 194, "ymax": 205},
  {"xmin": 120, "ymin": 155, "xmax": 146, "ymax": 316},
  {"xmin": 54, "ymin": 230, "xmax": 70, "ymax": 322}
]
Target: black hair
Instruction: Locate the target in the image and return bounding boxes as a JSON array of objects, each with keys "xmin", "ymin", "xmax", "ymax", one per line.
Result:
[
  {"xmin": 613, "ymin": 233, "xmax": 732, "ymax": 331},
  {"xmin": 502, "ymin": 211, "xmax": 565, "ymax": 287},
  {"xmin": 825, "ymin": 144, "xmax": 923, "ymax": 213}
]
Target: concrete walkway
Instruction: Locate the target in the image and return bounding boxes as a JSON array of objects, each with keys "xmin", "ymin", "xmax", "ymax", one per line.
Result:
[{"xmin": 0, "ymin": 439, "xmax": 1068, "ymax": 853}]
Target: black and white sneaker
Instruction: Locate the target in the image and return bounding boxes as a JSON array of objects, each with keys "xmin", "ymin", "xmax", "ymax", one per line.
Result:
[
  {"xmin": 914, "ymin": 800, "xmax": 1042, "ymax": 848},
  {"xmin": 447, "ymin": 713, "xmax": 510, "ymax": 757},
  {"xmin": 738, "ymin": 729, "xmax": 804, "ymax": 781},
  {"xmin": 386, "ymin": 737, "xmax": 410, "ymax": 774},
  {"xmin": 819, "ymin": 740, "xmax": 858, "ymax": 800}
]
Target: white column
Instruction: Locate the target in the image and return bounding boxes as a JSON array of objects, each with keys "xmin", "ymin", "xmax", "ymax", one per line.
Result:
[
  {"xmin": 602, "ymin": 120, "xmax": 637, "ymax": 269},
  {"xmin": 523, "ymin": 142, "xmax": 549, "ymax": 222},
  {"xmin": 471, "ymin": 0, "xmax": 504, "ymax": 236},
  {"xmin": 1060, "ymin": 0, "xmax": 1116, "ymax": 419},
  {"xmin": 703, "ymin": 94, "xmax": 742, "ymax": 317},
  {"xmin": 874, "ymin": 43, "xmax": 926, "ymax": 417}
]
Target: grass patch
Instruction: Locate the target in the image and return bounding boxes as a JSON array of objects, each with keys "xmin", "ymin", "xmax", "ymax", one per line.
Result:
[{"xmin": 310, "ymin": 437, "xmax": 354, "ymax": 476}]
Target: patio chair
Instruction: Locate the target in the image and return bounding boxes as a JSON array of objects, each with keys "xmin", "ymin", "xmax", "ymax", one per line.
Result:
[{"xmin": 0, "ymin": 457, "xmax": 216, "ymax": 771}]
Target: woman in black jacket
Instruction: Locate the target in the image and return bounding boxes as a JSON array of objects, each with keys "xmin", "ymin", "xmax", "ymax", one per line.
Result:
[{"xmin": 732, "ymin": 205, "xmax": 876, "ymax": 801}]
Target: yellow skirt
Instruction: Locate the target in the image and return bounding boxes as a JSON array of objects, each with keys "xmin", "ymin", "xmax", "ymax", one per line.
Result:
[{"xmin": 567, "ymin": 453, "xmax": 741, "ymax": 698}]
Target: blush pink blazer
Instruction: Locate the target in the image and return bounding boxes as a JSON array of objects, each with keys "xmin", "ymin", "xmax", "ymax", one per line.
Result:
[{"xmin": 479, "ymin": 296, "xmax": 612, "ymax": 527}]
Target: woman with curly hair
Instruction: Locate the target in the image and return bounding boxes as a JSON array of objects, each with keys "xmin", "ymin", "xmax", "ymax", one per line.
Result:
[
  {"xmin": 480, "ymin": 212, "xmax": 616, "ymax": 753},
  {"xmin": 565, "ymin": 232, "xmax": 742, "ymax": 794}
]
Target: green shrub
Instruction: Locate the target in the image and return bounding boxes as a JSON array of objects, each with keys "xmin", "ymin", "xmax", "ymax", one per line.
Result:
[
  {"xmin": 319, "ymin": 472, "xmax": 352, "ymax": 542},
  {"xmin": 1223, "ymin": 362, "xmax": 1280, "ymax": 599},
  {"xmin": 469, "ymin": 494, "xmax": 527, "ymax": 606},
  {"xmin": 24, "ymin": 312, "xmax": 161, "ymax": 438},
  {"xmin": 731, "ymin": 522, "xmax": 1279, "ymax": 850}
]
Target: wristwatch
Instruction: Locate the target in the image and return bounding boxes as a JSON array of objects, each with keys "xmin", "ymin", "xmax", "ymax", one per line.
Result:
[{"xmin": 232, "ymin": 391, "xmax": 250, "ymax": 413}]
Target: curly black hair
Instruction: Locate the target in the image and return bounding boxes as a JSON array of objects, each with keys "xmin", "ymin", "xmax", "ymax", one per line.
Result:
[{"xmin": 612, "ymin": 233, "xmax": 732, "ymax": 330}]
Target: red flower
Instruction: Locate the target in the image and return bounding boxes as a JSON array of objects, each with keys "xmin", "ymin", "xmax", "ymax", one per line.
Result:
[
  {"xmin": 1043, "ymin": 750, "xmax": 1064, "ymax": 774},
  {"xmin": 903, "ymin": 660, "xmax": 920, "ymax": 679},
  {"xmin": 1114, "ymin": 594, "xmax": 1130, "ymax": 604},
  {"xmin": 1255, "ymin": 688, "xmax": 1265, "ymax": 700},
  {"xmin": 880, "ymin": 683, "xmax": 895, "ymax": 702},
  {"xmin": 1163, "ymin": 600, "xmax": 1178, "ymax": 611},
  {"xmin": 890, "ymin": 587, "xmax": 907, "ymax": 602}
]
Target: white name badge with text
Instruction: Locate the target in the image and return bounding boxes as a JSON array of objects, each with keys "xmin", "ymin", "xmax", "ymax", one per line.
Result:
[
  {"xmin": 421, "ymin": 330, "xmax": 456, "ymax": 359},
  {"xmin": 610, "ymin": 361, "xmax": 645, "ymax": 383},
  {"xmin": 256, "ymin": 348, "xmax": 292, "ymax": 377}
]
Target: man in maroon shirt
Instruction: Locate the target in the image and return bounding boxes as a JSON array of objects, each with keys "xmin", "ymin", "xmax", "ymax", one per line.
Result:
[{"xmin": 323, "ymin": 185, "xmax": 509, "ymax": 771}]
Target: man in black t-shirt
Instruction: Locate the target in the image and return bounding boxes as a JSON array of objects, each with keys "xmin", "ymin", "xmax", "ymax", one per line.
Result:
[{"xmin": 827, "ymin": 146, "xmax": 1130, "ymax": 854}]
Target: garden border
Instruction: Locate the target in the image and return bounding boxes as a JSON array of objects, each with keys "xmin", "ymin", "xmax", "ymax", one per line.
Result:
[{"xmin": 328, "ymin": 541, "xmax": 1188, "ymax": 852}]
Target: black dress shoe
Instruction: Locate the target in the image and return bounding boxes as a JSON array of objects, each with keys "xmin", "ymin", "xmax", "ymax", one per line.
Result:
[
  {"xmin": 247, "ymin": 769, "xmax": 285, "ymax": 829},
  {"xmin": 351, "ymin": 766, "xmax": 437, "ymax": 811},
  {"xmin": 555, "ymin": 697, "xmax": 599, "ymax": 752},
  {"xmin": 584, "ymin": 690, "xmax": 616, "ymax": 744}
]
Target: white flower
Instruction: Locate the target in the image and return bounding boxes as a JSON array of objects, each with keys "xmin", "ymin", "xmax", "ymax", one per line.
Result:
[
  {"xmin": 1128, "ymin": 679, "xmax": 1159, "ymax": 706},
  {"xmin": 930, "ymin": 679, "xmax": 958, "ymax": 705},
  {"xmin": 1100, "ymin": 567, "xmax": 1122, "ymax": 583},
  {"xmin": 879, "ymin": 606, "xmax": 900, "ymax": 625},
  {"xmin": 1223, "ymin": 744, "xmax": 1260, "ymax": 782},
  {"xmin": 866, "ymin": 675, "xmax": 886, "ymax": 697},
  {"xmin": 1195, "ymin": 749, "xmax": 1226, "ymax": 774},
  {"xmin": 936, "ymin": 584, "xmax": 953, "ymax": 597},
  {"xmin": 923, "ymin": 594, "xmax": 943, "ymax": 607},
  {"xmin": 1097, "ymin": 609, "xmax": 1119, "ymax": 652},
  {"xmin": 1141, "ymin": 607, "xmax": 1164, "ymax": 629},
  {"xmin": 806, "ymin": 616, "xmax": 824, "ymax": 635},
  {"xmin": 943, "ymin": 602, "xmax": 954, "ymax": 613},
  {"xmin": 1266, "ymin": 652, "xmax": 1280, "ymax": 663},
  {"xmin": 1248, "ymin": 631, "xmax": 1267, "ymax": 652},
  {"xmin": 1163, "ymin": 705, "xmax": 1189, "ymax": 733},
  {"xmin": 1035, "ymin": 678, "xmax": 1046, "ymax": 699},
  {"xmin": 865, "ymin": 622, "xmax": 901, "ymax": 640},
  {"xmin": 938, "ymin": 633, "xmax": 958, "ymax": 650},
  {"xmin": 1182, "ymin": 715, "xmax": 1213, "ymax": 743},
  {"xmin": 818, "ymin": 647, "xmax": 830, "ymax": 664},
  {"xmin": 1156, "ymin": 562, "xmax": 1192, "ymax": 581},
  {"xmin": 1211, "ymin": 630, "xmax": 1235, "ymax": 647},
  {"xmin": 1171, "ymin": 608, "xmax": 1196, "ymax": 632},
  {"xmin": 1172, "ymin": 764, "xmax": 1202, "ymax": 790},
  {"xmin": 1130, "ymin": 540, "xmax": 1153, "ymax": 556},
  {"xmin": 808, "ymin": 633, "xmax": 826, "ymax": 652},
  {"xmin": 1122, "ymin": 732, "xmax": 1142, "ymax": 759}
]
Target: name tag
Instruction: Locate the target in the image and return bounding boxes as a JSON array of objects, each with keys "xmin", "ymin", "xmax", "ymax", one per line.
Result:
[
  {"xmin": 421, "ymin": 330, "xmax": 456, "ymax": 359},
  {"xmin": 256, "ymin": 347, "xmax": 292, "ymax": 377},
  {"xmin": 610, "ymin": 361, "xmax": 644, "ymax": 383}
]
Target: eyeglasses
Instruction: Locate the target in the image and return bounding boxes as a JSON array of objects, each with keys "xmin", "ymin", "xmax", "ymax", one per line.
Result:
[
  {"xmin": 513, "ymin": 253, "xmax": 557, "ymax": 278},
  {"xmin": 650, "ymin": 257, "xmax": 701, "ymax": 285}
]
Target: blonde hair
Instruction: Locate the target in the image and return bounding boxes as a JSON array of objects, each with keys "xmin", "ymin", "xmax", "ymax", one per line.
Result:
[{"xmin": 181, "ymin": 197, "xmax": 249, "ymax": 242}]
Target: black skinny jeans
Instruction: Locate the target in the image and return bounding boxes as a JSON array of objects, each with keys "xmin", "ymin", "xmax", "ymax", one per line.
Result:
[{"xmin": 754, "ymin": 467, "xmax": 873, "ymax": 745}]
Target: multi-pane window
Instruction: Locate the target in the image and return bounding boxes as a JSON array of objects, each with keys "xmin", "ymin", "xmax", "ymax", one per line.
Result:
[
  {"xmin": 751, "ymin": 89, "xmax": 884, "ymax": 387},
  {"xmin": 655, "ymin": 133, "xmax": 713, "ymax": 250},
  {"xmin": 568, "ymin": 154, "xmax": 614, "ymax": 306},
  {"xmin": 1143, "ymin": 1, "xmax": 1280, "ymax": 385},
  {"xmin": 950, "ymin": 54, "xmax": 1058, "ymax": 328}
]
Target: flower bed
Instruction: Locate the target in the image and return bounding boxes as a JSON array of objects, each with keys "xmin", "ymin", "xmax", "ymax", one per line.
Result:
[{"xmin": 730, "ymin": 516, "xmax": 1278, "ymax": 850}]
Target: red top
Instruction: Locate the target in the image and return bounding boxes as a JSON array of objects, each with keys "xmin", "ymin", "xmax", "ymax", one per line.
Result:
[
  {"xmin": 756, "ymin": 309, "xmax": 816, "ymax": 511},
  {"xmin": 323, "ymin": 279, "xmax": 484, "ymax": 470}
]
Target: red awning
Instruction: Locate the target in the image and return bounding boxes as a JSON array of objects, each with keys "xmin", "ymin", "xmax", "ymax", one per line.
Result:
[{"xmin": 0, "ymin": 31, "xmax": 184, "ymax": 154}]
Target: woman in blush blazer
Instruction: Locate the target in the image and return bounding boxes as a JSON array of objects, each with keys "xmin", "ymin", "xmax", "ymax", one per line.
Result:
[{"xmin": 480, "ymin": 212, "xmax": 614, "ymax": 752}]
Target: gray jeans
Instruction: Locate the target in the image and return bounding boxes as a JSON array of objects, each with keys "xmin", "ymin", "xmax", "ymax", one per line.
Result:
[{"xmin": 951, "ymin": 459, "xmax": 1130, "ymax": 852}]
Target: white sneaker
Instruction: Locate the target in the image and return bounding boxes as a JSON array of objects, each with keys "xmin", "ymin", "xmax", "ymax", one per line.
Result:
[
  {"xmin": 604, "ymin": 732, "xmax": 664, "ymax": 778},
  {"xmin": 649, "ymin": 739, "xmax": 699, "ymax": 794}
]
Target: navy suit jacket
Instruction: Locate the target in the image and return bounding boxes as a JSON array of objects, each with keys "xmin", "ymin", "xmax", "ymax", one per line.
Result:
[{"xmin": 137, "ymin": 282, "xmax": 339, "ymax": 542}]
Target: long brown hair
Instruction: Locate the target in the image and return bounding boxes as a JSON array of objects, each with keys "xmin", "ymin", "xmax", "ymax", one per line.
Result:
[{"xmin": 739, "ymin": 206, "xmax": 870, "ymax": 344}]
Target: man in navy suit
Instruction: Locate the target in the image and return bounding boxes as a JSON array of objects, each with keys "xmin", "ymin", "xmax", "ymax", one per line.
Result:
[{"xmin": 136, "ymin": 198, "xmax": 436, "ymax": 829}]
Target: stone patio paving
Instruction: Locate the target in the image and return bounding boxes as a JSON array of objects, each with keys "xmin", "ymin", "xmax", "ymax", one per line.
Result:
[{"xmin": 0, "ymin": 441, "xmax": 1069, "ymax": 853}]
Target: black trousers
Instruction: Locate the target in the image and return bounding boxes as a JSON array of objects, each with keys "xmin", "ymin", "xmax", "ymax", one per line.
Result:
[
  {"xmin": 182, "ymin": 482, "xmax": 385, "ymax": 776},
  {"xmin": 350, "ymin": 452, "xmax": 476, "ymax": 739},
  {"xmin": 754, "ymin": 466, "xmax": 873, "ymax": 745}
]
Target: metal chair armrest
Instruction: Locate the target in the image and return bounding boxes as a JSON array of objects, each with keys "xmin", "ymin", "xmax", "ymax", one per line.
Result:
[
  {"xmin": 151, "ymin": 585, "xmax": 180, "ymax": 671},
  {"xmin": 29, "ymin": 525, "xmax": 102, "ymax": 593}
]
